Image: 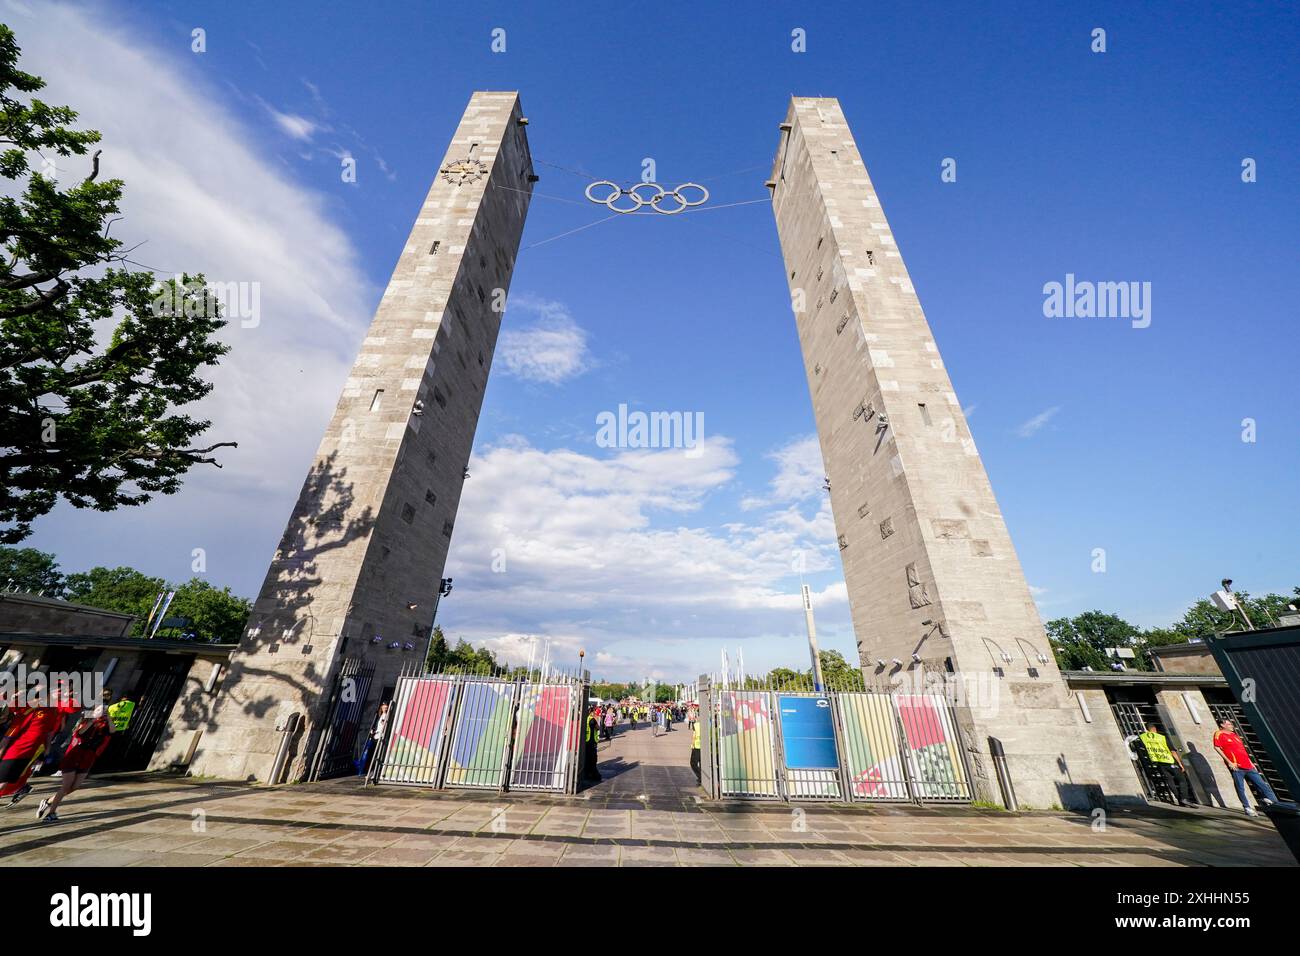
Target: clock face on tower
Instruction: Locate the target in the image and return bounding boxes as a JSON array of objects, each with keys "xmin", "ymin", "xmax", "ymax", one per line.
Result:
[{"xmin": 440, "ymin": 157, "xmax": 488, "ymax": 186}]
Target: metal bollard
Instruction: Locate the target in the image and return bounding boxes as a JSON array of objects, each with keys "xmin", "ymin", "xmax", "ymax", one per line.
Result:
[
  {"xmin": 988, "ymin": 736, "xmax": 1018, "ymax": 811},
  {"xmin": 269, "ymin": 712, "xmax": 302, "ymax": 785}
]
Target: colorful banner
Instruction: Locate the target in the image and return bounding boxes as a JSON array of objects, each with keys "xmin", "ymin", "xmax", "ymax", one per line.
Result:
[
  {"xmin": 896, "ymin": 695, "xmax": 968, "ymax": 800},
  {"xmin": 379, "ymin": 677, "xmax": 455, "ymax": 784},
  {"xmin": 837, "ymin": 692, "xmax": 909, "ymax": 800},
  {"xmin": 509, "ymin": 684, "xmax": 575, "ymax": 791},
  {"xmin": 718, "ymin": 691, "xmax": 777, "ymax": 796},
  {"xmin": 444, "ymin": 680, "xmax": 515, "ymax": 788}
]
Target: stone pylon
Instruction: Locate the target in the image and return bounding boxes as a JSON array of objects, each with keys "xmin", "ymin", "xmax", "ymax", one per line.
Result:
[
  {"xmin": 181, "ymin": 92, "xmax": 535, "ymax": 783},
  {"xmin": 767, "ymin": 97, "xmax": 1137, "ymax": 809}
]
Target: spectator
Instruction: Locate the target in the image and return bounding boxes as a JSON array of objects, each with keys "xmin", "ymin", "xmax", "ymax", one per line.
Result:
[{"xmin": 1212, "ymin": 718, "xmax": 1278, "ymax": 816}]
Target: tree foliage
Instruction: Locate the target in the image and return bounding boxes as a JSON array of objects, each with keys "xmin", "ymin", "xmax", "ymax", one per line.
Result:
[
  {"xmin": 1047, "ymin": 587, "xmax": 1300, "ymax": 671},
  {"xmin": 0, "ymin": 25, "xmax": 233, "ymax": 543},
  {"xmin": 0, "ymin": 543, "xmax": 63, "ymax": 593}
]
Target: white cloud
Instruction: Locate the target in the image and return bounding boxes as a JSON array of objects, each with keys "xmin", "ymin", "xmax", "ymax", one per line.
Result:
[
  {"xmin": 258, "ymin": 98, "xmax": 323, "ymax": 142},
  {"xmin": 440, "ymin": 436, "xmax": 850, "ymax": 679},
  {"xmin": 498, "ymin": 295, "xmax": 591, "ymax": 384},
  {"xmin": 740, "ymin": 434, "xmax": 825, "ymax": 510},
  {"xmin": 17, "ymin": 3, "xmax": 374, "ymax": 574},
  {"xmin": 1016, "ymin": 405, "xmax": 1061, "ymax": 438}
]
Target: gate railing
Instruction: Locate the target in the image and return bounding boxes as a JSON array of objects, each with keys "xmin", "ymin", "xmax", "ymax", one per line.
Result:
[
  {"xmin": 697, "ymin": 676, "xmax": 973, "ymax": 804},
  {"xmin": 374, "ymin": 666, "xmax": 583, "ymax": 794},
  {"xmin": 309, "ymin": 657, "xmax": 376, "ymax": 782}
]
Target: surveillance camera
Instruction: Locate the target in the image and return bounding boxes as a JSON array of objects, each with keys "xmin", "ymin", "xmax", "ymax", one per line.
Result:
[
  {"xmin": 921, "ymin": 620, "xmax": 933, "ymax": 627},
  {"xmin": 911, "ymin": 653, "xmax": 922, "ymax": 664},
  {"xmin": 890, "ymin": 658, "xmax": 902, "ymax": 666},
  {"xmin": 875, "ymin": 659, "xmax": 886, "ymax": 668},
  {"xmin": 1221, "ymin": 578, "xmax": 1232, "ymax": 590}
]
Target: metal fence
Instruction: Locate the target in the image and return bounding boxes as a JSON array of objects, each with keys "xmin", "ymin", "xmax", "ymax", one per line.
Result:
[
  {"xmin": 699, "ymin": 676, "xmax": 973, "ymax": 804},
  {"xmin": 308, "ymin": 658, "xmax": 376, "ymax": 782},
  {"xmin": 374, "ymin": 667, "xmax": 583, "ymax": 794}
]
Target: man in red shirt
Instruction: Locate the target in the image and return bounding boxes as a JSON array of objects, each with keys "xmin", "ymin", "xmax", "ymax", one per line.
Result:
[
  {"xmin": 0, "ymin": 679, "xmax": 78, "ymax": 806},
  {"xmin": 1213, "ymin": 718, "xmax": 1278, "ymax": 816}
]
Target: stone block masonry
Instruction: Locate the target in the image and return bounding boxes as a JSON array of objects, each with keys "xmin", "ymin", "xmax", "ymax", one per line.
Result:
[
  {"xmin": 180, "ymin": 92, "xmax": 534, "ymax": 783},
  {"xmin": 768, "ymin": 97, "xmax": 1139, "ymax": 809}
]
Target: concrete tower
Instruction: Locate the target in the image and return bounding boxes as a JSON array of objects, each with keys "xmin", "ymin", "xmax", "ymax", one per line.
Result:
[
  {"xmin": 181, "ymin": 92, "xmax": 535, "ymax": 782},
  {"xmin": 768, "ymin": 98, "xmax": 1136, "ymax": 808}
]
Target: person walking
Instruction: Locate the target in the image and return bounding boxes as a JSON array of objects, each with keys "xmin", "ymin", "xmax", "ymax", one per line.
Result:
[
  {"xmin": 0, "ymin": 681, "xmax": 77, "ymax": 807},
  {"xmin": 603, "ymin": 705, "xmax": 616, "ymax": 741},
  {"xmin": 358, "ymin": 702, "xmax": 390, "ymax": 779},
  {"xmin": 37, "ymin": 690, "xmax": 115, "ymax": 823},
  {"xmin": 1213, "ymin": 718, "xmax": 1278, "ymax": 816},
  {"xmin": 1138, "ymin": 723, "xmax": 1194, "ymax": 806}
]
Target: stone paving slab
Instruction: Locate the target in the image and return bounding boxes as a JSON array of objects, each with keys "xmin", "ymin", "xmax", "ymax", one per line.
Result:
[{"xmin": 0, "ymin": 722, "xmax": 1293, "ymax": 868}]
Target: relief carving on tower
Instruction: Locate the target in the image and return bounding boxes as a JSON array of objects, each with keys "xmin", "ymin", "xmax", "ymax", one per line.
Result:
[{"xmin": 906, "ymin": 562, "xmax": 932, "ymax": 608}]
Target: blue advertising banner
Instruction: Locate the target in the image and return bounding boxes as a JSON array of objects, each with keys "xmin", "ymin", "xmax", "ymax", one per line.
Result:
[{"xmin": 778, "ymin": 695, "xmax": 839, "ymax": 770}]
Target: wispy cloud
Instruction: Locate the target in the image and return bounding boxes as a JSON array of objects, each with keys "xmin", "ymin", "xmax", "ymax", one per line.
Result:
[
  {"xmin": 740, "ymin": 434, "xmax": 825, "ymax": 511},
  {"xmin": 257, "ymin": 97, "xmax": 324, "ymax": 142},
  {"xmin": 498, "ymin": 295, "xmax": 591, "ymax": 384},
  {"xmin": 1016, "ymin": 405, "xmax": 1061, "ymax": 438}
]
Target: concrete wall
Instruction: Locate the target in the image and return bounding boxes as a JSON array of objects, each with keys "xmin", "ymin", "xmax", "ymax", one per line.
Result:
[
  {"xmin": 1155, "ymin": 685, "xmax": 1240, "ymax": 809},
  {"xmin": 186, "ymin": 92, "xmax": 534, "ymax": 782},
  {"xmin": 1150, "ymin": 644, "xmax": 1220, "ymax": 675},
  {"xmin": 768, "ymin": 97, "xmax": 1140, "ymax": 809},
  {"xmin": 0, "ymin": 593, "xmax": 134, "ymax": 637}
]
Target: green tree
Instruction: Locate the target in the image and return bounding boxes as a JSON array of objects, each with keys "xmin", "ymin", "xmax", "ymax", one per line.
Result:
[
  {"xmin": 1047, "ymin": 610, "xmax": 1145, "ymax": 671},
  {"xmin": 0, "ymin": 543, "xmax": 63, "ymax": 594},
  {"xmin": 161, "ymin": 577, "xmax": 250, "ymax": 643},
  {"xmin": 423, "ymin": 624, "xmax": 449, "ymax": 671},
  {"xmin": 0, "ymin": 25, "xmax": 233, "ymax": 543},
  {"xmin": 818, "ymin": 649, "xmax": 865, "ymax": 690},
  {"xmin": 63, "ymin": 564, "xmax": 164, "ymax": 627}
]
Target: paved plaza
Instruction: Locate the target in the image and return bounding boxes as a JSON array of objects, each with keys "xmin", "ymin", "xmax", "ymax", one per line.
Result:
[{"xmin": 0, "ymin": 722, "xmax": 1292, "ymax": 867}]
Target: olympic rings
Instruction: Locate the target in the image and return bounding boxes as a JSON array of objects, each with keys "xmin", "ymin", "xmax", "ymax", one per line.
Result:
[{"xmin": 584, "ymin": 180, "xmax": 710, "ymax": 215}]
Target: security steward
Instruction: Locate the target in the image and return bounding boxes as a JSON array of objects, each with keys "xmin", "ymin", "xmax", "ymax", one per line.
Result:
[
  {"xmin": 1138, "ymin": 723, "xmax": 1194, "ymax": 806},
  {"xmin": 108, "ymin": 695, "xmax": 136, "ymax": 733},
  {"xmin": 582, "ymin": 707, "xmax": 601, "ymax": 783},
  {"xmin": 690, "ymin": 717, "xmax": 702, "ymax": 784}
]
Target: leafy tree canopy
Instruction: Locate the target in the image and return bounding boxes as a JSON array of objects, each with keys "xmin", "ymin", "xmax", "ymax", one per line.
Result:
[{"xmin": 0, "ymin": 24, "xmax": 233, "ymax": 543}]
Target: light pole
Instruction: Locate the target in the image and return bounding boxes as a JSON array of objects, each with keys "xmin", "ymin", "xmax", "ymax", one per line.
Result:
[{"xmin": 802, "ymin": 584, "xmax": 825, "ymax": 691}]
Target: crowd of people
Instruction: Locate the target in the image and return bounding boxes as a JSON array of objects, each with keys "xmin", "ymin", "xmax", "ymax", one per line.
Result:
[
  {"xmin": 0, "ymin": 678, "xmax": 136, "ymax": 824},
  {"xmin": 581, "ymin": 700, "xmax": 702, "ymax": 785}
]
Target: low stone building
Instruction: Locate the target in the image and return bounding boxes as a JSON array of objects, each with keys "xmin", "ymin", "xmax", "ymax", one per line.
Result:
[
  {"xmin": 1064, "ymin": 665, "xmax": 1290, "ymax": 810},
  {"xmin": 0, "ymin": 592, "xmax": 235, "ymax": 773}
]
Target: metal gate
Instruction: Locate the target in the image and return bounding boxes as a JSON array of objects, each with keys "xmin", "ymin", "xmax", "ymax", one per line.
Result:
[
  {"xmin": 699, "ymin": 682, "xmax": 973, "ymax": 804},
  {"xmin": 508, "ymin": 682, "xmax": 580, "ymax": 791},
  {"xmin": 698, "ymin": 682, "xmax": 715, "ymax": 797},
  {"xmin": 1206, "ymin": 700, "xmax": 1294, "ymax": 803},
  {"xmin": 308, "ymin": 658, "xmax": 375, "ymax": 781},
  {"xmin": 378, "ymin": 675, "xmax": 457, "ymax": 785},
  {"xmin": 374, "ymin": 672, "xmax": 582, "ymax": 794},
  {"xmin": 99, "ymin": 656, "xmax": 189, "ymax": 772},
  {"xmin": 716, "ymin": 690, "xmax": 781, "ymax": 798},
  {"xmin": 1110, "ymin": 700, "xmax": 1174, "ymax": 803}
]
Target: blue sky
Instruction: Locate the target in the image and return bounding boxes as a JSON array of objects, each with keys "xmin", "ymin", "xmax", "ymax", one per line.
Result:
[{"xmin": 14, "ymin": 1, "xmax": 1299, "ymax": 681}]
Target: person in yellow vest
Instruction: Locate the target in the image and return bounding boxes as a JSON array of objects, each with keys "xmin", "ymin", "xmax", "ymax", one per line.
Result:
[
  {"xmin": 581, "ymin": 708, "xmax": 601, "ymax": 784},
  {"xmin": 1138, "ymin": 723, "xmax": 1194, "ymax": 806},
  {"xmin": 107, "ymin": 696, "xmax": 135, "ymax": 733},
  {"xmin": 690, "ymin": 718, "xmax": 702, "ymax": 785}
]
